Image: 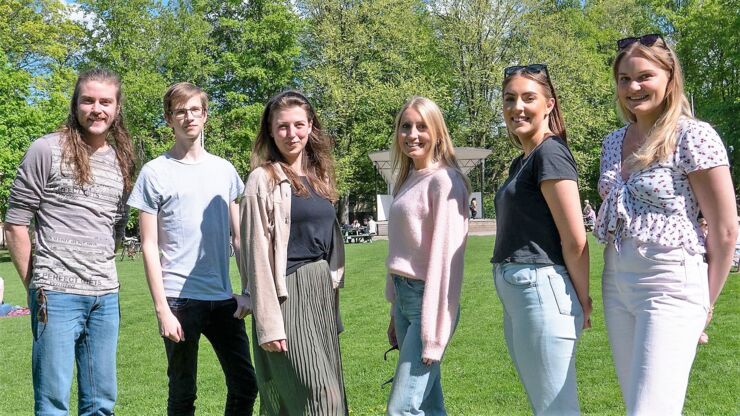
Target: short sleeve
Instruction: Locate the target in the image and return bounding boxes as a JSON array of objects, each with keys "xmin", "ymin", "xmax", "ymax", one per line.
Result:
[
  {"xmin": 229, "ymin": 163, "xmax": 245, "ymax": 202},
  {"xmin": 534, "ymin": 137, "xmax": 578, "ymax": 184},
  {"xmin": 5, "ymin": 138, "xmax": 53, "ymax": 225},
  {"xmin": 676, "ymin": 120, "xmax": 729, "ymax": 174},
  {"xmin": 126, "ymin": 164, "xmax": 161, "ymax": 215}
]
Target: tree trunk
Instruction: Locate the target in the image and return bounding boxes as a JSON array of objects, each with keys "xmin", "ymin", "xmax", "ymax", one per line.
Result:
[{"xmin": 338, "ymin": 194, "xmax": 350, "ymax": 225}]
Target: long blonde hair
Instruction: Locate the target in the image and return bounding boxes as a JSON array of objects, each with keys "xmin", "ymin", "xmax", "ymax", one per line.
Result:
[
  {"xmin": 390, "ymin": 97, "xmax": 471, "ymax": 196},
  {"xmin": 613, "ymin": 38, "xmax": 693, "ymax": 169},
  {"xmin": 252, "ymin": 91, "xmax": 338, "ymax": 202}
]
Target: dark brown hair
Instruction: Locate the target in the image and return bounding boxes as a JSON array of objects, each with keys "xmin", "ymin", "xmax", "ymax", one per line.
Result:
[
  {"xmin": 61, "ymin": 68, "xmax": 134, "ymax": 192},
  {"xmin": 251, "ymin": 91, "xmax": 338, "ymax": 202},
  {"xmin": 502, "ymin": 67, "xmax": 567, "ymax": 149}
]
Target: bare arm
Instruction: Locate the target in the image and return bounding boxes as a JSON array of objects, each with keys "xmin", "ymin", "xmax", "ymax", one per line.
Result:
[
  {"xmin": 230, "ymin": 200, "xmax": 244, "ymax": 290},
  {"xmin": 689, "ymin": 166, "xmax": 737, "ymax": 306},
  {"xmin": 5, "ymin": 224, "xmax": 33, "ymax": 291},
  {"xmin": 139, "ymin": 211, "xmax": 184, "ymax": 342},
  {"xmin": 230, "ymin": 199, "xmax": 251, "ymax": 319},
  {"xmin": 541, "ymin": 179, "xmax": 592, "ymax": 328}
]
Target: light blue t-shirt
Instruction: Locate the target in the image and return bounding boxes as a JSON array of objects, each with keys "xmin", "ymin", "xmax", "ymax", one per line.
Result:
[{"xmin": 127, "ymin": 152, "xmax": 244, "ymax": 300}]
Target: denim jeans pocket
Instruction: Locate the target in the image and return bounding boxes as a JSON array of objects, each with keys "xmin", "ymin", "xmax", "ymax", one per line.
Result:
[
  {"xmin": 547, "ymin": 272, "xmax": 578, "ymax": 316},
  {"xmin": 501, "ymin": 265, "xmax": 537, "ymax": 286},
  {"xmin": 394, "ymin": 275, "xmax": 425, "ymax": 294},
  {"xmin": 166, "ymin": 297, "xmax": 191, "ymax": 312}
]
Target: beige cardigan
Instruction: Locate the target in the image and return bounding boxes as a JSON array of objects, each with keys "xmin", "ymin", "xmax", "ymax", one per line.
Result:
[{"xmin": 240, "ymin": 163, "xmax": 345, "ymax": 345}]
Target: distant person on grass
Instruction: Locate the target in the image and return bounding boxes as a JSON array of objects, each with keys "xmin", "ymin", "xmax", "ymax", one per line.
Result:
[
  {"xmin": 242, "ymin": 91, "xmax": 347, "ymax": 415},
  {"xmin": 127, "ymin": 82, "xmax": 257, "ymax": 415},
  {"xmin": 384, "ymin": 96, "xmax": 470, "ymax": 415},
  {"xmin": 492, "ymin": 64, "xmax": 591, "ymax": 415},
  {"xmin": 5, "ymin": 68, "xmax": 134, "ymax": 415},
  {"xmin": 595, "ymin": 34, "xmax": 737, "ymax": 415}
]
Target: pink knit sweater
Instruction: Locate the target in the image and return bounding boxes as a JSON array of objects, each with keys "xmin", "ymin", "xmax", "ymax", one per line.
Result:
[{"xmin": 386, "ymin": 164, "xmax": 469, "ymax": 360}]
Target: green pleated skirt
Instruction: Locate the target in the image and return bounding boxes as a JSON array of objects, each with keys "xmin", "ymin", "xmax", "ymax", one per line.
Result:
[{"xmin": 252, "ymin": 260, "xmax": 348, "ymax": 416}]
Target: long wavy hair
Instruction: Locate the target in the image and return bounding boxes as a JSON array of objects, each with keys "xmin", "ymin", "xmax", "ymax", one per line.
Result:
[
  {"xmin": 391, "ymin": 96, "xmax": 471, "ymax": 196},
  {"xmin": 501, "ymin": 67, "xmax": 567, "ymax": 149},
  {"xmin": 251, "ymin": 91, "xmax": 338, "ymax": 202},
  {"xmin": 613, "ymin": 38, "xmax": 692, "ymax": 170},
  {"xmin": 61, "ymin": 68, "xmax": 134, "ymax": 192}
]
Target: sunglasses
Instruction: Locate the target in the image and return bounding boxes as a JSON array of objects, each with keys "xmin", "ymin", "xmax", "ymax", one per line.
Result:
[
  {"xmin": 381, "ymin": 344, "xmax": 399, "ymax": 388},
  {"xmin": 504, "ymin": 64, "xmax": 549, "ymax": 78},
  {"xmin": 35, "ymin": 288, "xmax": 48, "ymax": 324},
  {"xmin": 616, "ymin": 33, "xmax": 665, "ymax": 50}
]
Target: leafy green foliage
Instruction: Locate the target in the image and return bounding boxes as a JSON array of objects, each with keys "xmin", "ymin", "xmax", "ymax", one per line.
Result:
[{"xmin": 0, "ymin": 0, "xmax": 737, "ymax": 217}]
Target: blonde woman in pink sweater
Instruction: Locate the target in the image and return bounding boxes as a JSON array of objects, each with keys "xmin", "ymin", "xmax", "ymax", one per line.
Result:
[{"xmin": 385, "ymin": 97, "xmax": 470, "ymax": 415}]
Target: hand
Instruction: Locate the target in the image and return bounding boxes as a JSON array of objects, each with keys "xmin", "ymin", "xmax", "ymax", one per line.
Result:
[
  {"xmin": 158, "ymin": 310, "xmax": 184, "ymax": 342},
  {"xmin": 581, "ymin": 296, "xmax": 593, "ymax": 330},
  {"xmin": 699, "ymin": 307, "xmax": 713, "ymax": 345},
  {"xmin": 261, "ymin": 339, "xmax": 287, "ymax": 353},
  {"xmin": 422, "ymin": 357, "xmax": 439, "ymax": 366},
  {"xmin": 387, "ymin": 316, "xmax": 397, "ymax": 348},
  {"xmin": 232, "ymin": 294, "xmax": 252, "ymax": 319}
]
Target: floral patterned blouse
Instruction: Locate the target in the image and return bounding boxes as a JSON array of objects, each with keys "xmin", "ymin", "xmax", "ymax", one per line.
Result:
[{"xmin": 594, "ymin": 118, "xmax": 729, "ymax": 254}]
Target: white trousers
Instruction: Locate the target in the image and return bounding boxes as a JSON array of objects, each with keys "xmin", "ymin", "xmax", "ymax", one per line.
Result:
[{"xmin": 602, "ymin": 238, "xmax": 709, "ymax": 416}]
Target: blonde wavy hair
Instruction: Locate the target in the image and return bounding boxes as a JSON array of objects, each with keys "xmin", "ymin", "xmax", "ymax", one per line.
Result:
[
  {"xmin": 613, "ymin": 37, "xmax": 693, "ymax": 170},
  {"xmin": 390, "ymin": 96, "xmax": 471, "ymax": 196}
]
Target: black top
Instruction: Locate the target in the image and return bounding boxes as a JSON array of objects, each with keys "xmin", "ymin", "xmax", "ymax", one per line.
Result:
[
  {"xmin": 491, "ymin": 136, "xmax": 578, "ymax": 265},
  {"xmin": 286, "ymin": 178, "xmax": 336, "ymax": 275}
]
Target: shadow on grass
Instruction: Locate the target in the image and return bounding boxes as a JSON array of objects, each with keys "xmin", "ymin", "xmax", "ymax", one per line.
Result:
[{"xmin": 0, "ymin": 251, "xmax": 12, "ymax": 263}]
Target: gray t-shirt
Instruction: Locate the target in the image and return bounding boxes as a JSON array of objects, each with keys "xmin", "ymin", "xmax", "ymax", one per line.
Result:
[
  {"xmin": 127, "ymin": 152, "xmax": 244, "ymax": 300},
  {"xmin": 5, "ymin": 133, "xmax": 128, "ymax": 295}
]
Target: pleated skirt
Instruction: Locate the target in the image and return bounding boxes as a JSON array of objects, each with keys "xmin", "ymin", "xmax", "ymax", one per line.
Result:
[{"xmin": 253, "ymin": 260, "xmax": 348, "ymax": 416}]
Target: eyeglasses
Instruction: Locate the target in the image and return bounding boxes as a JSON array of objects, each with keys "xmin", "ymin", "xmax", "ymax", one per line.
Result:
[
  {"xmin": 170, "ymin": 106, "xmax": 205, "ymax": 120},
  {"xmin": 616, "ymin": 33, "xmax": 665, "ymax": 50},
  {"xmin": 504, "ymin": 64, "xmax": 549, "ymax": 78}
]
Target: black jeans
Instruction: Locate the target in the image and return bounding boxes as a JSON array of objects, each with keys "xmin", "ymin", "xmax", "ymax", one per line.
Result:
[{"xmin": 164, "ymin": 297, "xmax": 258, "ymax": 416}]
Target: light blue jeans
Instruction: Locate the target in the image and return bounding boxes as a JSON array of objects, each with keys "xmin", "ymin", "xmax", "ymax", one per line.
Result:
[
  {"xmin": 386, "ymin": 275, "xmax": 455, "ymax": 416},
  {"xmin": 493, "ymin": 263, "xmax": 583, "ymax": 416},
  {"xmin": 30, "ymin": 289, "xmax": 120, "ymax": 416}
]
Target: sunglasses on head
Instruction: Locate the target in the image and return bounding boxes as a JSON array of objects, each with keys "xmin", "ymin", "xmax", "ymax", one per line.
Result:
[
  {"xmin": 616, "ymin": 33, "xmax": 665, "ymax": 50},
  {"xmin": 504, "ymin": 64, "xmax": 549, "ymax": 78}
]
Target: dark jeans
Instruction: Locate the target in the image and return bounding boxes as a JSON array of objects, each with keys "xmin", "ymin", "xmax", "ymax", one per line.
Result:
[{"xmin": 164, "ymin": 297, "xmax": 258, "ymax": 416}]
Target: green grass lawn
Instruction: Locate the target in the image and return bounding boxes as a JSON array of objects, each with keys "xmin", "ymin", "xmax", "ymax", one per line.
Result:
[{"xmin": 0, "ymin": 235, "xmax": 738, "ymax": 415}]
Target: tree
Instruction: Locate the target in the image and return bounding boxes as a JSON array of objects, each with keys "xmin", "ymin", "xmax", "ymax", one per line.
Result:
[
  {"xmin": 0, "ymin": 0, "xmax": 81, "ymax": 217},
  {"xmin": 430, "ymin": 0, "xmax": 525, "ymax": 216},
  {"xmin": 671, "ymin": 0, "xmax": 739, "ymax": 189},
  {"xmin": 298, "ymin": 0, "xmax": 453, "ymax": 221}
]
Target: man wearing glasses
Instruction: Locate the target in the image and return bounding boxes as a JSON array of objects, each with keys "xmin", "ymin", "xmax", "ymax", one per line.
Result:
[
  {"xmin": 127, "ymin": 82, "xmax": 257, "ymax": 415},
  {"xmin": 5, "ymin": 68, "xmax": 134, "ymax": 414}
]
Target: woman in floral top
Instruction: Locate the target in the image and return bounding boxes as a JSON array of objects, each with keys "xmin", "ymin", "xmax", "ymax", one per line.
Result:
[{"xmin": 595, "ymin": 34, "xmax": 737, "ymax": 415}]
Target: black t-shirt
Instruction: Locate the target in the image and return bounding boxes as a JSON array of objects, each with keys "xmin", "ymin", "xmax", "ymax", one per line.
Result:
[
  {"xmin": 491, "ymin": 136, "xmax": 578, "ymax": 265},
  {"xmin": 286, "ymin": 178, "xmax": 336, "ymax": 275}
]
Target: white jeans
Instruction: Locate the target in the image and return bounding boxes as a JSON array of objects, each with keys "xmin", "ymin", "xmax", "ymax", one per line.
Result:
[{"xmin": 602, "ymin": 238, "xmax": 709, "ymax": 416}]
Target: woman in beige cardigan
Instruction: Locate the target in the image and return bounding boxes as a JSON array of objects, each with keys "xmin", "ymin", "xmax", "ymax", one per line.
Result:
[{"xmin": 240, "ymin": 90, "xmax": 347, "ymax": 415}]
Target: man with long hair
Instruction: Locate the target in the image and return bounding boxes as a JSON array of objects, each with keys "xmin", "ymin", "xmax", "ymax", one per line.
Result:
[
  {"xmin": 127, "ymin": 82, "xmax": 257, "ymax": 415},
  {"xmin": 5, "ymin": 68, "xmax": 134, "ymax": 415}
]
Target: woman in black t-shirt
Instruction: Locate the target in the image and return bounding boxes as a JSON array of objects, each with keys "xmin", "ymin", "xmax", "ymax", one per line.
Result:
[{"xmin": 491, "ymin": 65, "xmax": 592, "ymax": 415}]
